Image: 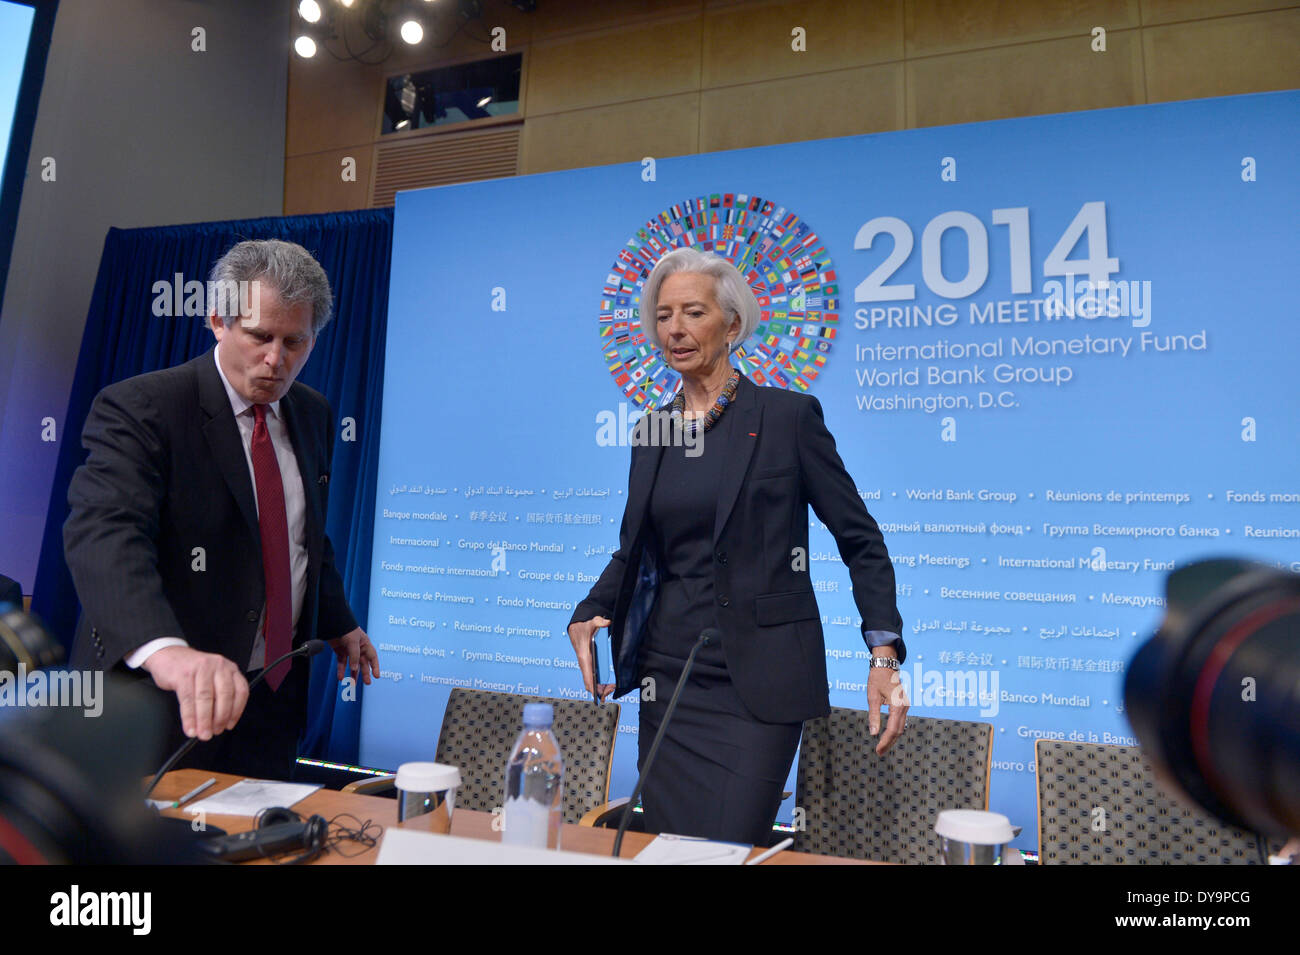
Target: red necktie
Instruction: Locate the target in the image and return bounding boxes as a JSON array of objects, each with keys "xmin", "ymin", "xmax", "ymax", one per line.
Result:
[{"xmin": 251, "ymin": 404, "xmax": 292, "ymax": 690}]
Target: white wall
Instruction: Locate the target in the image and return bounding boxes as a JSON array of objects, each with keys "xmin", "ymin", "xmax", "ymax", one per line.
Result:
[{"xmin": 0, "ymin": 0, "xmax": 289, "ymax": 591}]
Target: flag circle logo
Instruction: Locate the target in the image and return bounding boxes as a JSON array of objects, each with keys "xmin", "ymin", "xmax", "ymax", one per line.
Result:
[{"xmin": 597, "ymin": 193, "xmax": 839, "ymax": 408}]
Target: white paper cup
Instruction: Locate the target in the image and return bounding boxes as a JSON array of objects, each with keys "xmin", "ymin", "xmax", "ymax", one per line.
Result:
[
  {"xmin": 395, "ymin": 762, "xmax": 461, "ymax": 833},
  {"xmin": 935, "ymin": 809, "xmax": 1015, "ymax": 865}
]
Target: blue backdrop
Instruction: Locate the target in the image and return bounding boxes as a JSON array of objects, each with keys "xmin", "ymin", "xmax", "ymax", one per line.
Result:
[{"xmin": 365, "ymin": 91, "xmax": 1298, "ymax": 849}]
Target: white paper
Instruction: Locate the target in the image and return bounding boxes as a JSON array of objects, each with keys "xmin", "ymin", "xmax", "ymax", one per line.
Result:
[
  {"xmin": 634, "ymin": 833, "xmax": 751, "ymax": 865},
  {"xmin": 184, "ymin": 779, "xmax": 321, "ymax": 817},
  {"xmin": 376, "ymin": 828, "xmax": 629, "ymax": 865}
]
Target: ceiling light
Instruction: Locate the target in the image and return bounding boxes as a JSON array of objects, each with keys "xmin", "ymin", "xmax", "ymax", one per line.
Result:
[
  {"xmin": 298, "ymin": 0, "xmax": 322, "ymax": 23},
  {"xmin": 294, "ymin": 35, "xmax": 318, "ymax": 57},
  {"xmin": 399, "ymin": 18, "xmax": 423, "ymax": 44}
]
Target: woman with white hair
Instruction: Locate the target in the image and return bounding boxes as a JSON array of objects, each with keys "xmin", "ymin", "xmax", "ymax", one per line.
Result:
[{"xmin": 568, "ymin": 247, "xmax": 907, "ymax": 846}]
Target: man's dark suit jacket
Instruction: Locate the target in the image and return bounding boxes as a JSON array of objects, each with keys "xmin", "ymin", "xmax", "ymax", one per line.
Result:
[
  {"xmin": 64, "ymin": 348, "xmax": 357, "ymax": 699},
  {"xmin": 569, "ymin": 373, "xmax": 904, "ymax": 725}
]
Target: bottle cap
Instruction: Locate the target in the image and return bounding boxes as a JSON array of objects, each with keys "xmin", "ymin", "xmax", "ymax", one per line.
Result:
[{"xmin": 522, "ymin": 702, "xmax": 554, "ymax": 727}]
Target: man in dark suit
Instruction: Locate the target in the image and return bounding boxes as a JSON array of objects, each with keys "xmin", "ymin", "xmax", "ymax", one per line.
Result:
[{"xmin": 64, "ymin": 239, "xmax": 379, "ymax": 779}]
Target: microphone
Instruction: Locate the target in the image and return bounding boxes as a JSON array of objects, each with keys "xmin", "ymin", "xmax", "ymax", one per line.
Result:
[
  {"xmin": 143, "ymin": 639, "xmax": 329, "ymax": 797},
  {"xmin": 612, "ymin": 627, "xmax": 720, "ymax": 857}
]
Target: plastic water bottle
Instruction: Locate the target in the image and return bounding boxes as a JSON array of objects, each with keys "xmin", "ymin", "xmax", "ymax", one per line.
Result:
[{"xmin": 502, "ymin": 703, "xmax": 564, "ymax": 849}]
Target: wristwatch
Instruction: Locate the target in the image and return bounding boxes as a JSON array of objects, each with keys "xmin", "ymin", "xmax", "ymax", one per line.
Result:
[{"xmin": 869, "ymin": 656, "xmax": 900, "ymax": 670}]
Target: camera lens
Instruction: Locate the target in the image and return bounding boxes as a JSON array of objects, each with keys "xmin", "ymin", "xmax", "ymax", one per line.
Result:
[{"xmin": 1125, "ymin": 559, "xmax": 1300, "ymax": 836}]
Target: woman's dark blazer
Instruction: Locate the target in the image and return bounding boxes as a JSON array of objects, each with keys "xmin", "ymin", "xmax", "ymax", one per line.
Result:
[{"xmin": 569, "ymin": 373, "xmax": 904, "ymax": 724}]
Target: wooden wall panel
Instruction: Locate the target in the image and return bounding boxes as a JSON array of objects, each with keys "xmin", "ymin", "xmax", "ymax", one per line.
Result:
[
  {"xmin": 529, "ymin": 0, "xmax": 701, "ymax": 39},
  {"xmin": 908, "ymin": 30, "xmax": 1143, "ymax": 128},
  {"xmin": 701, "ymin": 0, "xmax": 904, "ymax": 87},
  {"xmin": 285, "ymin": 147, "xmax": 375, "ymax": 214},
  {"xmin": 1143, "ymin": 9, "xmax": 1300, "ymax": 102},
  {"xmin": 700, "ymin": 63, "xmax": 904, "ymax": 151},
  {"xmin": 287, "ymin": 57, "xmax": 382, "ymax": 157},
  {"xmin": 905, "ymin": 0, "xmax": 1142, "ymax": 57},
  {"xmin": 520, "ymin": 94, "xmax": 699, "ymax": 174},
  {"xmin": 1141, "ymin": 0, "xmax": 1289, "ymax": 25},
  {"xmin": 283, "ymin": 0, "xmax": 1300, "ymax": 214},
  {"xmin": 371, "ymin": 125, "xmax": 521, "ymax": 207},
  {"xmin": 526, "ymin": 17, "xmax": 704, "ymax": 115}
]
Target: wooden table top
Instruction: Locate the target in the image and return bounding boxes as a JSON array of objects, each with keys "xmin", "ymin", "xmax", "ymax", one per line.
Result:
[{"xmin": 153, "ymin": 769, "xmax": 877, "ymax": 865}]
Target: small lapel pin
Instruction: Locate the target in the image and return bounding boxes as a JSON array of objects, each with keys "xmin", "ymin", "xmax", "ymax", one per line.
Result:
[
  {"xmin": 319, "ymin": 474, "xmax": 329, "ymax": 485},
  {"xmin": 748, "ymin": 432, "xmax": 757, "ymax": 437}
]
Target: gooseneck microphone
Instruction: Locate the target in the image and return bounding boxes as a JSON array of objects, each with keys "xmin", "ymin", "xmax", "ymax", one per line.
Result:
[
  {"xmin": 143, "ymin": 639, "xmax": 329, "ymax": 797},
  {"xmin": 612, "ymin": 627, "xmax": 720, "ymax": 858}
]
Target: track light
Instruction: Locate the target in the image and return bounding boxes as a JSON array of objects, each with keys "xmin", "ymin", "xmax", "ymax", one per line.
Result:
[
  {"xmin": 294, "ymin": 35, "xmax": 318, "ymax": 57},
  {"xmin": 299, "ymin": 0, "xmax": 462, "ymax": 64}
]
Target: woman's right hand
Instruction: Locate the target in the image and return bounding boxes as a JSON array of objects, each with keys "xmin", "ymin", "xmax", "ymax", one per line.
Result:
[{"xmin": 568, "ymin": 616, "xmax": 615, "ymax": 702}]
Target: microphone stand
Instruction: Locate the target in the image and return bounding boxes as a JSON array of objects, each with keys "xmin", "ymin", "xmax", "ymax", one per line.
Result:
[
  {"xmin": 612, "ymin": 628, "xmax": 717, "ymax": 858},
  {"xmin": 143, "ymin": 639, "xmax": 328, "ymax": 797}
]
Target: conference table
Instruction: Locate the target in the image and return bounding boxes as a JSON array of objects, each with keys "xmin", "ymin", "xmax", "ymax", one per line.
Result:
[{"xmin": 153, "ymin": 769, "xmax": 878, "ymax": 865}]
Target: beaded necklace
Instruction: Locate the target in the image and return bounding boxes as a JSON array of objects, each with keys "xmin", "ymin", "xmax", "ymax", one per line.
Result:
[{"xmin": 670, "ymin": 368, "xmax": 741, "ymax": 436}]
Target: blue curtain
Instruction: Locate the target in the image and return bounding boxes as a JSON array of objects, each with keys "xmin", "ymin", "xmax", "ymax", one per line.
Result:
[{"xmin": 31, "ymin": 209, "xmax": 392, "ymax": 765}]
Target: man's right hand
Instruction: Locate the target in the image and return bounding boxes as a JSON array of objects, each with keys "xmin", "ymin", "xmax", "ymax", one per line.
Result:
[{"xmin": 142, "ymin": 646, "xmax": 250, "ymax": 740}]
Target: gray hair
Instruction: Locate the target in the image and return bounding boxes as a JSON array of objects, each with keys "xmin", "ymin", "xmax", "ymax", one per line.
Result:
[
  {"xmin": 208, "ymin": 239, "xmax": 334, "ymax": 335},
  {"xmin": 639, "ymin": 248, "xmax": 759, "ymax": 354}
]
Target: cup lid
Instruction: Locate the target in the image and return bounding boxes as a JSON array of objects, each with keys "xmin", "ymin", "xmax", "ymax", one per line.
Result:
[
  {"xmin": 934, "ymin": 809, "xmax": 1015, "ymax": 845},
  {"xmin": 394, "ymin": 761, "xmax": 461, "ymax": 792}
]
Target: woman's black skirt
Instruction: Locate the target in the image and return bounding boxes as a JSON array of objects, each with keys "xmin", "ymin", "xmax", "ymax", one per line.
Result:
[{"xmin": 636, "ymin": 648, "xmax": 802, "ymax": 846}]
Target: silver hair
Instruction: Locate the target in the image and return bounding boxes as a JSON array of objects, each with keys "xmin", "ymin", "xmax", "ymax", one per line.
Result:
[
  {"xmin": 638, "ymin": 247, "xmax": 759, "ymax": 354},
  {"xmin": 208, "ymin": 239, "xmax": 334, "ymax": 334}
]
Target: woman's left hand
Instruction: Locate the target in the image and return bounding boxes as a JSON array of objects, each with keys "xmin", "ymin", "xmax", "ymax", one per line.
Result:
[{"xmin": 867, "ymin": 655, "xmax": 909, "ymax": 755}]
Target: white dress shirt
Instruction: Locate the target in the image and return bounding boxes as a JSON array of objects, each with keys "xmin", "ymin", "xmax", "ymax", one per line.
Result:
[{"xmin": 126, "ymin": 347, "xmax": 309, "ymax": 671}]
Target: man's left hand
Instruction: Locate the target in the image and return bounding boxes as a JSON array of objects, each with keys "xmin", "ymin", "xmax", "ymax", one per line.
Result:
[
  {"xmin": 328, "ymin": 627, "xmax": 380, "ymax": 684},
  {"xmin": 866, "ymin": 650, "xmax": 909, "ymax": 756}
]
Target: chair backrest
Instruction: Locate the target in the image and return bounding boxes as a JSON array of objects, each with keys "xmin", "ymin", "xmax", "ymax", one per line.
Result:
[
  {"xmin": 794, "ymin": 708, "xmax": 993, "ymax": 863},
  {"xmin": 434, "ymin": 688, "xmax": 620, "ymax": 825},
  {"xmin": 1035, "ymin": 739, "xmax": 1269, "ymax": 864}
]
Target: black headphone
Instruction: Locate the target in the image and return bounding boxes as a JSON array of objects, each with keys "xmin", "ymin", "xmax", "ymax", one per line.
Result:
[{"xmin": 255, "ymin": 806, "xmax": 329, "ymax": 864}]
